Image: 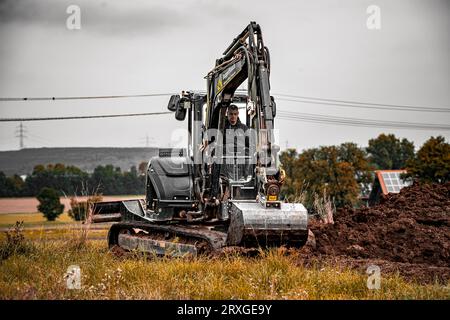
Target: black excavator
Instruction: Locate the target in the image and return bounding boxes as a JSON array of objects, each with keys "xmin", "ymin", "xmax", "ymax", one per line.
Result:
[{"xmin": 91, "ymin": 22, "xmax": 308, "ymax": 256}]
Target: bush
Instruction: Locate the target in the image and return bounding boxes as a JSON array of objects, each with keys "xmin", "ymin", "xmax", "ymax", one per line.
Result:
[
  {"xmin": 68, "ymin": 195, "xmax": 103, "ymax": 221},
  {"xmin": 37, "ymin": 187, "xmax": 64, "ymax": 221},
  {"xmin": 0, "ymin": 221, "xmax": 35, "ymax": 260}
]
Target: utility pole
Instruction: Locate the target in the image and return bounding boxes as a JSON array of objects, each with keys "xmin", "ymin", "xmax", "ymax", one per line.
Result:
[
  {"xmin": 15, "ymin": 122, "xmax": 27, "ymax": 149},
  {"xmin": 141, "ymin": 134, "xmax": 155, "ymax": 148}
]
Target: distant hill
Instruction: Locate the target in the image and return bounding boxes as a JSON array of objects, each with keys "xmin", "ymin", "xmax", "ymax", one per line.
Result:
[{"xmin": 0, "ymin": 147, "xmax": 159, "ymax": 176}]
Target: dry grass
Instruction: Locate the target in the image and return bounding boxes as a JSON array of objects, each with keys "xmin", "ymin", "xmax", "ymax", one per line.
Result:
[
  {"xmin": 0, "ymin": 212, "xmax": 73, "ymax": 228},
  {"xmin": 0, "ymin": 228, "xmax": 448, "ymax": 300},
  {"xmin": 0, "ymin": 196, "xmax": 144, "ymax": 214},
  {"xmin": 0, "ymin": 228, "xmax": 108, "ymax": 242}
]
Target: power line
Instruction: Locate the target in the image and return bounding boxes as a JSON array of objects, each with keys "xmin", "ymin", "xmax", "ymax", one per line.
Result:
[
  {"xmin": 0, "ymin": 111, "xmax": 172, "ymax": 122},
  {"xmin": 0, "ymin": 93, "xmax": 176, "ymax": 102},
  {"xmin": 193, "ymin": 89, "xmax": 450, "ymax": 113},
  {"xmin": 27, "ymin": 132, "xmax": 57, "ymax": 146},
  {"xmin": 278, "ymin": 110, "xmax": 450, "ymax": 129},
  {"xmin": 26, "ymin": 136, "xmax": 49, "ymax": 147},
  {"xmin": 1, "ymin": 108, "xmax": 448, "ymax": 131},
  {"xmin": 2, "ymin": 109, "xmax": 448, "ymax": 132},
  {"xmin": 277, "ymin": 110, "xmax": 450, "ymax": 131},
  {"xmin": 275, "ymin": 97, "xmax": 450, "ymax": 113},
  {"xmin": 1, "ymin": 91, "xmax": 448, "ymax": 113},
  {"xmin": 1, "ymin": 90, "xmax": 448, "ymax": 130},
  {"xmin": 274, "ymin": 93, "xmax": 450, "ymax": 113},
  {"xmin": 277, "ymin": 116, "xmax": 450, "ymax": 131}
]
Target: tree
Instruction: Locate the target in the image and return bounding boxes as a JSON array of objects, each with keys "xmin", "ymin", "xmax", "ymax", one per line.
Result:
[
  {"xmin": 1, "ymin": 163, "xmax": 146, "ymax": 198},
  {"xmin": 280, "ymin": 143, "xmax": 373, "ymax": 209},
  {"xmin": 280, "ymin": 149, "xmax": 299, "ymax": 197},
  {"xmin": 89, "ymin": 165, "xmax": 124, "ymax": 195},
  {"xmin": 24, "ymin": 163, "xmax": 88, "ymax": 196},
  {"xmin": 122, "ymin": 166, "xmax": 145, "ymax": 195},
  {"xmin": 0, "ymin": 171, "xmax": 8, "ymax": 197},
  {"xmin": 0, "ymin": 171, "xmax": 25, "ymax": 197},
  {"xmin": 138, "ymin": 161, "xmax": 148, "ymax": 176},
  {"xmin": 366, "ymin": 134, "xmax": 415, "ymax": 169},
  {"xmin": 405, "ymin": 136, "xmax": 450, "ymax": 183},
  {"xmin": 37, "ymin": 187, "xmax": 64, "ymax": 221},
  {"xmin": 8, "ymin": 175, "xmax": 25, "ymax": 196},
  {"xmin": 338, "ymin": 142, "xmax": 374, "ymax": 196}
]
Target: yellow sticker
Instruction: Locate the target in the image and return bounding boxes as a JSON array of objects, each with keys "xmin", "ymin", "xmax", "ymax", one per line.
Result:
[
  {"xmin": 216, "ymin": 78, "xmax": 223, "ymax": 92},
  {"xmin": 268, "ymin": 195, "xmax": 277, "ymax": 201}
]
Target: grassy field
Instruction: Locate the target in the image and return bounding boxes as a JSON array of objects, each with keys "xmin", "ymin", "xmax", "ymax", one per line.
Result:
[
  {"xmin": 0, "ymin": 195, "xmax": 144, "ymax": 214},
  {"xmin": 0, "ymin": 197, "xmax": 142, "ymax": 230},
  {"xmin": 0, "ymin": 227, "xmax": 448, "ymax": 300},
  {"xmin": 0, "ymin": 212, "xmax": 73, "ymax": 228}
]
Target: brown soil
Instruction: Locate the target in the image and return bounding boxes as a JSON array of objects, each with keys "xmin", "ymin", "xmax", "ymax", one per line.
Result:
[{"xmin": 304, "ymin": 182, "xmax": 450, "ymax": 284}]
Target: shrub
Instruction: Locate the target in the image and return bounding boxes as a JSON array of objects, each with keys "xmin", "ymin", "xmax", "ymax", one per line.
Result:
[
  {"xmin": 0, "ymin": 221, "xmax": 35, "ymax": 260},
  {"xmin": 68, "ymin": 195, "xmax": 103, "ymax": 221},
  {"xmin": 37, "ymin": 187, "xmax": 64, "ymax": 221}
]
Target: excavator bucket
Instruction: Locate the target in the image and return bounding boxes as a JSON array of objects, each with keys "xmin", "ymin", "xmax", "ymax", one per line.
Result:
[{"xmin": 227, "ymin": 201, "xmax": 309, "ymax": 247}]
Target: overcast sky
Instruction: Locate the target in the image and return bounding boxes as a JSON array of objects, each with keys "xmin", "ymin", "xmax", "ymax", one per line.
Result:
[{"xmin": 0, "ymin": 0, "xmax": 449, "ymax": 152}]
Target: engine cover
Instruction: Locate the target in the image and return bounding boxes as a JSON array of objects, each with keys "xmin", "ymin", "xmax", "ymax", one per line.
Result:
[{"xmin": 147, "ymin": 156, "xmax": 194, "ymax": 216}]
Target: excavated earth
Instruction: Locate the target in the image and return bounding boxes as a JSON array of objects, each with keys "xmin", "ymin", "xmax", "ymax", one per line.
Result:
[{"xmin": 302, "ymin": 182, "xmax": 450, "ymax": 284}]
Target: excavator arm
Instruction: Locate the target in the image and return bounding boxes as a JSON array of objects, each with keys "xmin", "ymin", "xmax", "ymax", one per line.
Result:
[
  {"xmin": 206, "ymin": 22, "xmax": 274, "ymax": 139},
  {"xmin": 204, "ymin": 21, "xmax": 279, "ymax": 207}
]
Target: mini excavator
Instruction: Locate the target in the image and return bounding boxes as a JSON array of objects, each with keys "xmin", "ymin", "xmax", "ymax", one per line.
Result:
[{"xmin": 91, "ymin": 22, "xmax": 308, "ymax": 256}]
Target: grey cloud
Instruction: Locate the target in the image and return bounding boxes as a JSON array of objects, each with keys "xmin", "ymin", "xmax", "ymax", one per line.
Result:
[
  {"xmin": 0, "ymin": 0, "xmax": 191, "ymax": 35},
  {"xmin": 0, "ymin": 0, "xmax": 244, "ymax": 36}
]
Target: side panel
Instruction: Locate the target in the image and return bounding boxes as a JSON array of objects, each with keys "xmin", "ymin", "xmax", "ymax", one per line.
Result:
[{"xmin": 147, "ymin": 156, "xmax": 195, "ymax": 216}]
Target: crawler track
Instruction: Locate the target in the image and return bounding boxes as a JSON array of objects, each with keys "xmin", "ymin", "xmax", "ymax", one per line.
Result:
[{"xmin": 107, "ymin": 222, "xmax": 228, "ymax": 257}]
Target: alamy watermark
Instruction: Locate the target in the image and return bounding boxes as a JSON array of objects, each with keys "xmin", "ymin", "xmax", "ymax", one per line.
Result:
[
  {"xmin": 367, "ymin": 5, "xmax": 381, "ymax": 30},
  {"xmin": 366, "ymin": 264, "xmax": 381, "ymax": 290},
  {"xmin": 66, "ymin": 5, "xmax": 81, "ymax": 30}
]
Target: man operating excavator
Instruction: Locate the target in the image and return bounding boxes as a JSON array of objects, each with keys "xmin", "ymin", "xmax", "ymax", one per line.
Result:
[
  {"xmin": 225, "ymin": 104, "xmax": 247, "ymax": 131},
  {"xmin": 221, "ymin": 104, "xmax": 252, "ymax": 203}
]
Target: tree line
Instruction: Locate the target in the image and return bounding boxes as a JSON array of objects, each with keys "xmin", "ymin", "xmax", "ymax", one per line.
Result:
[
  {"xmin": 0, "ymin": 134, "xmax": 449, "ymax": 206},
  {"xmin": 280, "ymin": 134, "xmax": 449, "ymax": 210},
  {"xmin": 0, "ymin": 162, "xmax": 147, "ymax": 197}
]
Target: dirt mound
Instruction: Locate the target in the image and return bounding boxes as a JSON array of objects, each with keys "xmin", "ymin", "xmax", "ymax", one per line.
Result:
[{"xmin": 307, "ymin": 182, "xmax": 450, "ymax": 282}]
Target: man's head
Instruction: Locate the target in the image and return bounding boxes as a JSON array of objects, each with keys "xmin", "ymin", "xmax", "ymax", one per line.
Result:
[{"xmin": 227, "ymin": 104, "xmax": 239, "ymax": 125}]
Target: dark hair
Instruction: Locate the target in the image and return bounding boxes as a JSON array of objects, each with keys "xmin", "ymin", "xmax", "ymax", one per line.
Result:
[{"xmin": 228, "ymin": 104, "xmax": 239, "ymax": 112}]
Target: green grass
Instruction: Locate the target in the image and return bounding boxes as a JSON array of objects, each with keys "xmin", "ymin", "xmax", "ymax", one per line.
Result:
[{"xmin": 0, "ymin": 229, "xmax": 448, "ymax": 300}]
